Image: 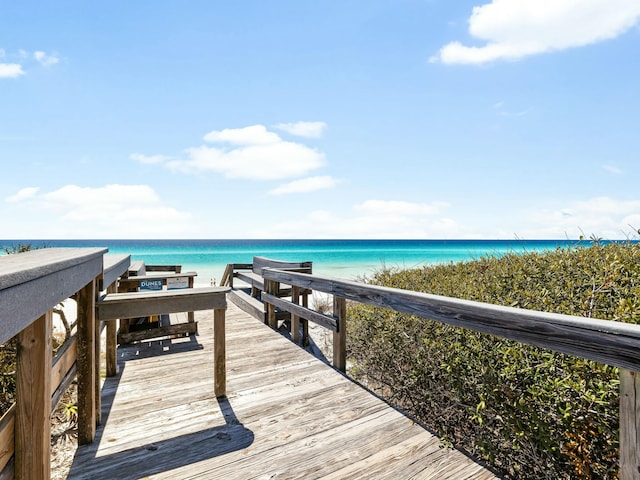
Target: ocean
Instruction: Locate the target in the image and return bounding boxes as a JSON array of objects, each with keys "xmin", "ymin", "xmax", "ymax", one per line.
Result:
[{"xmin": 0, "ymin": 239, "xmax": 590, "ymax": 286}]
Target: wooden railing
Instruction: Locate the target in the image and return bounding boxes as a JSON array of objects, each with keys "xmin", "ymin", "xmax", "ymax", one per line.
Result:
[
  {"xmin": 0, "ymin": 248, "xmax": 129, "ymax": 480},
  {"xmin": 97, "ymin": 285, "xmax": 229, "ymax": 397},
  {"xmin": 260, "ymin": 267, "xmax": 640, "ymax": 479},
  {"xmin": 222, "ymin": 258, "xmax": 313, "ymax": 343}
]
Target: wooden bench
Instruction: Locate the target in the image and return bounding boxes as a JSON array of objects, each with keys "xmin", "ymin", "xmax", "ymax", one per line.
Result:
[{"xmin": 97, "ymin": 286, "xmax": 230, "ymax": 397}]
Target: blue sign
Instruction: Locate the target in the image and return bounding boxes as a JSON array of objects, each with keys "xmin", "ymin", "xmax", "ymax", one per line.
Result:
[{"xmin": 139, "ymin": 279, "xmax": 163, "ymax": 291}]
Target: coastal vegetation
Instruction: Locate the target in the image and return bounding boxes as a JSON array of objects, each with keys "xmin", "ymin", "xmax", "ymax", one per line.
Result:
[{"xmin": 347, "ymin": 240, "xmax": 640, "ymax": 479}]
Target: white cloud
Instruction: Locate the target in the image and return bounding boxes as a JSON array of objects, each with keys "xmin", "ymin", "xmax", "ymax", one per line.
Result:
[
  {"xmin": 166, "ymin": 124, "xmax": 325, "ymax": 180},
  {"xmin": 5, "ymin": 184, "xmax": 193, "ymax": 237},
  {"xmin": 253, "ymin": 196, "xmax": 640, "ymax": 240},
  {"xmin": 203, "ymin": 125, "xmax": 280, "ymax": 145},
  {"xmin": 0, "ymin": 63, "xmax": 25, "ymax": 79},
  {"xmin": 130, "ymin": 153, "xmax": 172, "ymax": 164},
  {"xmin": 602, "ymin": 164, "xmax": 623, "ymax": 175},
  {"xmin": 33, "ymin": 51, "xmax": 59, "ymax": 67},
  {"xmin": 492, "ymin": 101, "xmax": 530, "ymax": 117},
  {"xmin": 353, "ymin": 199, "xmax": 450, "ymax": 216},
  {"xmin": 274, "ymin": 121, "xmax": 328, "ymax": 138},
  {"xmin": 253, "ymin": 199, "xmax": 464, "ymax": 238},
  {"xmin": 522, "ymin": 196, "xmax": 640, "ymax": 238},
  {"xmin": 432, "ymin": 0, "xmax": 640, "ymax": 64},
  {"xmin": 269, "ymin": 176, "xmax": 340, "ymax": 195},
  {"xmin": 6, "ymin": 187, "xmax": 40, "ymax": 203},
  {"xmin": 0, "ymin": 48, "xmax": 60, "ymax": 78}
]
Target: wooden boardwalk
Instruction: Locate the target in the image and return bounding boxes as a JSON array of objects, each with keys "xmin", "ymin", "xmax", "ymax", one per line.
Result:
[{"xmin": 66, "ymin": 303, "xmax": 499, "ymax": 480}]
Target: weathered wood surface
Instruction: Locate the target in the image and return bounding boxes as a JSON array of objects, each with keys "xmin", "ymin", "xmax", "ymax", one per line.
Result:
[
  {"xmin": 263, "ymin": 268, "xmax": 640, "ymax": 372},
  {"xmin": 100, "ymin": 254, "xmax": 130, "ymax": 292},
  {"xmin": 220, "ymin": 263, "xmax": 253, "ymax": 288},
  {"xmin": 252, "ymin": 256, "xmax": 312, "ymax": 275},
  {"xmin": 0, "ymin": 247, "xmax": 106, "ymax": 344},
  {"xmin": 620, "ymin": 369, "xmax": 640, "ymax": 480},
  {"xmin": 117, "ymin": 321, "xmax": 198, "ymax": 344},
  {"xmin": 228, "ymin": 289, "xmax": 264, "ymax": 321},
  {"xmin": 1, "ymin": 328, "xmax": 79, "ymax": 476},
  {"xmin": 234, "ymin": 270, "xmax": 265, "ymax": 291},
  {"xmin": 235, "ymin": 271, "xmax": 296, "ymax": 298},
  {"xmin": 144, "ymin": 265, "xmax": 182, "ymax": 273},
  {"xmin": 97, "ymin": 287, "xmax": 229, "ymax": 321},
  {"xmin": 77, "ymin": 280, "xmax": 96, "ymax": 446},
  {"xmin": 333, "ymin": 296, "xmax": 347, "ymax": 372},
  {"xmin": 65, "ymin": 303, "xmax": 498, "ymax": 480},
  {"xmin": 51, "ymin": 335, "xmax": 78, "ymax": 408},
  {"xmin": 127, "ymin": 260, "xmax": 145, "ymax": 277},
  {"xmin": 105, "ymin": 284, "xmax": 118, "ymax": 377},
  {"xmin": 262, "ymin": 292, "xmax": 337, "ymax": 331},
  {"xmin": 0, "ymin": 405, "xmax": 15, "ymax": 474},
  {"xmin": 16, "ymin": 311, "xmax": 52, "ymax": 480},
  {"xmin": 214, "ymin": 308, "xmax": 226, "ymax": 398}
]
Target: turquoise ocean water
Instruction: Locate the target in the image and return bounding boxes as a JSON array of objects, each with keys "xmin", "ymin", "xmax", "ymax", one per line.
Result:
[{"xmin": 1, "ymin": 239, "xmax": 592, "ymax": 286}]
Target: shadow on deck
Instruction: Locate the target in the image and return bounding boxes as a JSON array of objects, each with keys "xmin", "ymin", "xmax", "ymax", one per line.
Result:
[{"xmin": 66, "ymin": 303, "xmax": 499, "ymax": 480}]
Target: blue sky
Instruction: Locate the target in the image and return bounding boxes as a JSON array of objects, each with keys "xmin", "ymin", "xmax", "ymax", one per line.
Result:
[{"xmin": 1, "ymin": 0, "xmax": 639, "ymax": 239}]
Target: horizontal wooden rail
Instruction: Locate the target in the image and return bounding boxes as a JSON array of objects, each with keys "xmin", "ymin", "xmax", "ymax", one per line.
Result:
[
  {"xmin": 144, "ymin": 264, "xmax": 182, "ymax": 273},
  {"xmin": 97, "ymin": 286, "xmax": 230, "ymax": 398},
  {"xmin": 100, "ymin": 254, "xmax": 131, "ymax": 292},
  {"xmin": 0, "ymin": 248, "xmax": 106, "ymax": 345},
  {"xmin": 97, "ymin": 287, "xmax": 227, "ymax": 320},
  {"xmin": 262, "ymin": 292, "xmax": 337, "ymax": 331},
  {"xmin": 0, "ymin": 332, "xmax": 81, "ymax": 474},
  {"xmin": 252, "ymin": 256, "xmax": 311, "ymax": 275},
  {"xmin": 260, "ymin": 266, "xmax": 640, "ymax": 479},
  {"xmin": 262, "ymin": 268, "xmax": 640, "ymax": 372},
  {"xmin": 220, "ymin": 263, "xmax": 253, "ymax": 288},
  {"xmin": 51, "ymin": 336, "xmax": 78, "ymax": 409}
]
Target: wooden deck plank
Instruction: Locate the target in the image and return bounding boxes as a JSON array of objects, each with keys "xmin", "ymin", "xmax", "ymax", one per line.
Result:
[{"xmin": 65, "ymin": 302, "xmax": 499, "ymax": 480}]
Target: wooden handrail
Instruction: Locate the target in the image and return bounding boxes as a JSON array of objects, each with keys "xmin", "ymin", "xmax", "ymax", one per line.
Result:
[
  {"xmin": 0, "ymin": 248, "xmax": 106, "ymax": 345},
  {"xmin": 252, "ymin": 256, "xmax": 311, "ymax": 275},
  {"xmin": 97, "ymin": 287, "xmax": 230, "ymax": 397},
  {"xmin": 262, "ymin": 268, "xmax": 640, "ymax": 371},
  {"xmin": 100, "ymin": 254, "xmax": 131, "ymax": 292},
  {"xmin": 260, "ymin": 266, "xmax": 640, "ymax": 479},
  {"xmin": 0, "ymin": 247, "xmax": 128, "ymax": 479},
  {"xmin": 220, "ymin": 263, "xmax": 253, "ymax": 288}
]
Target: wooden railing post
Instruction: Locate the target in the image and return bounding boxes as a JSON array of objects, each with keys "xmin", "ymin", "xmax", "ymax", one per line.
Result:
[
  {"xmin": 291, "ymin": 286, "xmax": 301, "ymax": 344},
  {"xmin": 105, "ymin": 284, "xmax": 118, "ymax": 377},
  {"xmin": 214, "ymin": 307, "xmax": 226, "ymax": 398},
  {"xmin": 266, "ymin": 279, "xmax": 278, "ymax": 329},
  {"xmin": 188, "ymin": 276, "xmax": 195, "ymax": 324},
  {"xmin": 302, "ymin": 289, "xmax": 309, "ymax": 346},
  {"xmin": 333, "ymin": 296, "xmax": 347, "ymax": 372},
  {"xmin": 620, "ymin": 368, "xmax": 640, "ymax": 479},
  {"xmin": 117, "ymin": 276, "xmax": 131, "ymax": 335},
  {"xmin": 15, "ymin": 310, "xmax": 52, "ymax": 480},
  {"xmin": 77, "ymin": 279, "xmax": 96, "ymax": 445},
  {"xmin": 94, "ymin": 277, "xmax": 102, "ymax": 426}
]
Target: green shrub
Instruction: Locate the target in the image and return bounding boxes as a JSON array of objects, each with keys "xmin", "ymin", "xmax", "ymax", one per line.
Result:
[{"xmin": 348, "ymin": 241, "xmax": 640, "ymax": 479}]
